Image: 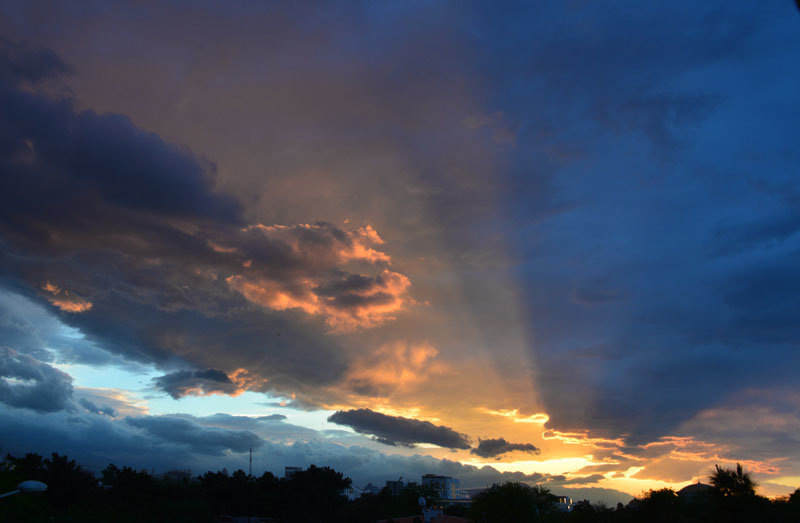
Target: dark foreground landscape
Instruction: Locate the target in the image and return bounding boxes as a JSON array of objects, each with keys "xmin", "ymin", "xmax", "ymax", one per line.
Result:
[{"xmin": 1, "ymin": 452, "xmax": 798, "ymax": 522}]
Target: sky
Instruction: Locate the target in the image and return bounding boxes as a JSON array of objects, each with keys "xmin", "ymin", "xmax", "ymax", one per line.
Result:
[{"xmin": 0, "ymin": 0, "xmax": 799, "ymax": 504}]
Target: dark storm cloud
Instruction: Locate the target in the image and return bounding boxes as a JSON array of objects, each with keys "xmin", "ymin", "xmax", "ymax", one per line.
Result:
[
  {"xmin": 0, "ymin": 0, "xmax": 797, "ymax": 465},
  {"xmin": 571, "ymin": 286, "xmax": 625, "ymax": 306},
  {"xmin": 126, "ymin": 415, "xmax": 262, "ymax": 456},
  {"xmin": 470, "ymin": 438, "xmax": 540, "ymax": 459},
  {"xmin": 718, "ymin": 249, "xmax": 800, "ymax": 346},
  {"xmin": 78, "ymin": 397, "xmax": 116, "ymax": 417},
  {"xmin": 0, "ymin": 289, "xmax": 144, "ymax": 369},
  {"xmin": 0, "ymin": 37, "xmax": 411, "ymax": 399},
  {"xmin": 0, "ymin": 38, "xmax": 246, "ymax": 324},
  {"xmin": 0, "ymin": 36, "xmax": 71, "ymax": 83},
  {"xmin": 154, "ymin": 368, "xmax": 238, "ymax": 399},
  {"xmin": 498, "ymin": 2, "xmax": 800, "ymax": 443},
  {"xmin": 328, "ymin": 409, "xmax": 471, "ymax": 449},
  {"xmin": 180, "ymin": 413, "xmax": 326, "ymax": 442},
  {"xmin": 0, "ymin": 347, "xmax": 73, "ymax": 412},
  {"xmin": 181, "ymin": 413, "xmax": 289, "ymax": 432},
  {"xmin": 0, "ymin": 39, "xmax": 239, "ymax": 227},
  {"xmin": 709, "ymin": 214, "xmax": 800, "ymax": 258},
  {"xmin": 0, "ymin": 407, "xmax": 267, "ymax": 476}
]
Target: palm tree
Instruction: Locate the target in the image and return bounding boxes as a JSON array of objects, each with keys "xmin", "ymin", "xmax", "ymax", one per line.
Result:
[{"xmin": 709, "ymin": 463, "xmax": 756, "ymax": 496}]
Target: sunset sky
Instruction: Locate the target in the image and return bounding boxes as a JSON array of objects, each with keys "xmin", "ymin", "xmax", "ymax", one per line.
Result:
[{"xmin": 1, "ymin": 1, "xmax": 799, "ymax": 504}]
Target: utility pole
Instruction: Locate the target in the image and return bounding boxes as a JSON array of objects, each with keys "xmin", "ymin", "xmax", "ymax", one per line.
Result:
[{"xmin": 249, "ymin": 447, "xmax": 252, "ymax": 477}]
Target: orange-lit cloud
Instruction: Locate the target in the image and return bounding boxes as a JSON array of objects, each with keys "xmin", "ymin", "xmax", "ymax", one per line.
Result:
[
  {"xmin": 244, "ymin": 223, "xmax": 391, "ymax": 265},
  {"xmin": 228, "ymin": 268, "xmax": 410, "ymax": 332},
  {"xmin": 228, "ymin": 368, "xmax": 263, "ymax": 394},
  {"xmin": 41, "ymin": 281, "xmax": 93, "ymax": 313},
  {"xmin": 227, "ymin": 275, "xmax": 321, "ymax": 316},
  {"xmin": 480, "ymin": 408, "xmax": 550, "ymax": 424},
  {"xmin": 227, "ymin": 223, "xmax": 412, "ymax": 332},
  {"xmin": 542, "ymin": 429, "xmax": 626, "ymax": 449},
  {"xmin": 207, "ymin": 240, "xmax": 239, "ymax": 254},
  {"xmin": 343, "ymin": 341, "xmax": 446, "ymax": 397},
  {"xmin": 74, "ymin": 387, "xmax": 149, "ymax": 417},
  {"xmin": 639, "ymin": 435, "xmax": 715, "ymax": 450},
  {"xmin": 153, "ymin": 367, "xmax": 267, "ymax": 399}
]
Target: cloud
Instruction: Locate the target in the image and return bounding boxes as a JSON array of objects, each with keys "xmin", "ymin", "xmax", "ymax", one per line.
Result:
[
  {"xmin": 73, "ymin": 387, "xmax": 148, "ymax": 418},
  {"xmin": 342, "ymin": 341, "xmax": 445, "ymax": 397},
  {"xmin": 0, "ymin": 347, "xmax": 73, "ymax": 412},
  {"xmin": 227, "ymin": 223, "xmax": 412, "ymax": 333},
  {"xmin": 259, "ymin": 400, "xmax": 318, "ymax": 411},
  {"xmin": 260, "ymin": 414, "xmax": 287, "ymax": 421},
  {"xmin": 463, "ymin": 111, "xmax": 517, "ymax": 146},
  {"xmin": 0, "ymin": 3, "xmax": 798, "ymax": 486},
  {"xmin": 178, "ymin": 413, "xmax": 327, "ymax": 443},
  {"xmin": 78, "ymin": 397, "xmax": 116, "ymax": 417},
  {"xmin": 0, "ymin": 407, "xmax": 265, "ymax": 473},
  {"xmin": 0, "ymin": 289, "xmax": 150, "ymax": 370},
  {"xmin": 481, "ymin": 409, "xmax": 549, "ymax": 424},
  {"xmin": 470, "ymin": 437, "xmax": 540, "ymax": 459},
  {"xmin": 41, "ymin": 281, "xmax": 93, "ymax": 313},
  {"xmin": 153, "ymin": 368, "xmax": 260, "ymax": 399},
  {"xmin": 0, "ymin": 36, "xmax": 72, "ymax": 84},
  {"xmin": 182, "ymin": 412, "xmax": 290, "ymax": 431},
  {"xmin": 558, "ymin": 474, "xmax": 606, "ymax": 486},
  {"xmin": 571, "ymin": 286, "xmax": 625, "ymax": 306},
  {"xmin": 126, "ymin": 415, "xmax": 262, "ymax": 456},
  {"xmin": 327, "ymin": 408, "xmax": 470, "ymax": 449},
  {"xmin": 0, "ymin": 38, "xmax": 414, "ymax": 402},
  {"xmin": 708, "ymin": 211, "xmax": 800, "ymax": 258},
  {"xmin": 0, "ymin": 403, "xmax": 633, "ymax": 504}
]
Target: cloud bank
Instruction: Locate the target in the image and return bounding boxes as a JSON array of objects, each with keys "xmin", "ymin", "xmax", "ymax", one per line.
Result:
[
  {"xmin": 328, "ymin": 409, "xmax": 471, "ymax": 450},
  {"xmin": 470, "ymin": 438, "xmax": 541, "ymax": 459},
  {"xmin": 0, "ymin": 347, "xmax": 73, "ymax": 412},
  {"xmin": 0, "ymin": 38, "xmax": 415, "ymax": 405}
]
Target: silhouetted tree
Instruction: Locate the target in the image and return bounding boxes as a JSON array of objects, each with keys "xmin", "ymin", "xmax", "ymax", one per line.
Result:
[
  {"xmin": 774, "ymin": 488, "xmax": 800, "ymax": 522},
  {"xmin": 6, "ymin": 450, "xmax": 800, "ymax": 523},
  {"xmin": 633, "ymin": 488, "xmax": 685, "ymax": 523},
  {"xmin": 251, "ymin": 469, "xmax": 281, "ymax": 516},
  {"xmin": 8, "ymin": 453, "xmax": 45, "ymax": 479},
  {"xmin": 280, "ymin": 464, "xmax": 351, "ymax": 522},
  {"xmin": 41, "ymin": 453, "xmax": 96, "ymax": 509},
  {"xmin": 707, "ymin": 464, "xmax": 779, "ymax": 523},
  {"xmin": 710, "ymin": 463, "xmax": 756, "ymax": 497},
  {"xmin": 470, "ymin": 481, "xmax": 556, "ymax": 522}
]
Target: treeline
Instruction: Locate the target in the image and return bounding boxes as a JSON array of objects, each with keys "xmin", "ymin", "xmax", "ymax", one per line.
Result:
[
  {"xmin": 1, "ymin": 453, "xmax": 799, "ymax": 522},
  {"xmin": 466, "ymin": 467, "xmax": 800, "ymax": 523},
  {"xmin": 0, "ymin": 452, "xmax": 435, "ymax": 522}
]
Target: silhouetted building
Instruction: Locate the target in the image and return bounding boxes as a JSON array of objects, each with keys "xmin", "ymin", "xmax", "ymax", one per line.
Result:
[
  {"xmin": 162, "ymin": 469, "xmax": 191, "ymax": 483},
  {"xmin": 555, "ymin": 495, "xmax": 574, "ymax": 512},
  {"xmin": 376, "ymin": 515, "xmax": 467, "ymax": 523},
  {"xmin": 678, "ymin": 482, "xmax": 712, "ymax": 501},
  {"xmin": 342, "ymin": 485, "xmax": 365, "ymax": 500},
  {"xmin": 362, "ymin": 482, "xmax": 381, "ymax": 495},
  {"xmin": 422, "ymin": 474, "xmax": 459, "ymax": 500},
  {"xmin": 284, "ymin": 466, "xmax": 303, "ymax": 479},
  {"xmin": 385, "ymin": 478, "xmax": 407, "ymax": 496},
  {"xmin": 218, "ymin": 516, "xmax": 277, "ymax": 522}
]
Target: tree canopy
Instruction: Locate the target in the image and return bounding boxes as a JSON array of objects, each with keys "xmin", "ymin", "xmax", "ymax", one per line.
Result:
[
  {"xmin": 710, "ymin": 463, "xmax": 756, "ymax": 497},
  {"xmin": 469, "ymin": 481, "xmax": 556, "ymax": 523}
]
